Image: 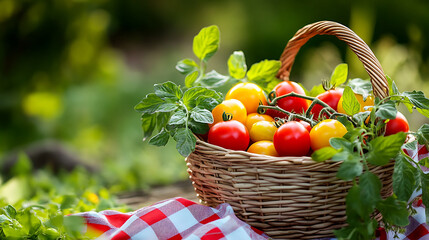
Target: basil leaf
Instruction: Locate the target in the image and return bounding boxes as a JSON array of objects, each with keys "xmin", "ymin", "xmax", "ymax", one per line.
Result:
[
  {"xmin": 174, "ymin": 128, "xmax": 196, "ymax": 157},
  {"xmin": 200, "ymin": 70, "xmax": 230, "ymax": 88},
  {"xmin": 154, "ymin": 81, "xmax": 183, "ymax": 101},
  {"xmin": 367, "ymin": 132, "xmax": 407, "ymax": 166},
  {"xmin": 311, "ymin": 147, "xmax": 338, "ymax": 162},
  {"xmin": 376, "ymin": 196, "xmax": 409, "ymax": 227},
  {"xmin": 403, "ymin": 91, "xmax": 429, "ymax": 110},
  {"xmin": 141, "ymin": 114, "xmax": 157, "ymax": 141},
  {"xmin": 337, "ymin": 159, "xmax": 363, "ymax": 181},
  {"xmin": 169, "ymin": 110, "xmax": 187, "ymax": 125},
  {"xmin": 185, "ymin": 71, "xmax": 199, "ymax": 88},
  {"xmin": 342, "ymin": 86, "xmax": 360, "ymax": 115},
  {"xmin": 193, "ymin": 25, "xmax": 220, "ymax": 61},
  {"xmin": 330, "ymin": 63, "xmax": 348, "ymax": 87},
  {"xmin": 359, "ymin": 172, "xmax": 382, "ymax": 206},
  {"xmin": 376, "ymin": 100, "xmax": 397, "ymax": 120},
  {"xmin": 149, "ymin": 128, "xmax": 170, "ymax": 146},
  {"xmin": 393, "ymin": 153, "xmax": 417, "ymax": 202},
  {"xmin": 247, "ymin": 60, "xmax": 281, "ymax": 82},
  {"xmin": 176, "ymin": 58, "xmax": 199, "ymax": 74},
  {"xmin": 190, "ymin": 107, "xmax": 213, "ymax": 124},
  {"xmin": 228, "ymin": 51, "xmax": 247, "ymax": 79},
  {"xmin": 348, "ymin": 78, "xmax": 373, "ymax": 100},
  {"xmin": 134, "ymin": 93, "xmax": 165, "ymax": 114}
]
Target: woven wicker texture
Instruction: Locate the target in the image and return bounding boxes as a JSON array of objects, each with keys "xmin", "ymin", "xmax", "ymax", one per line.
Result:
[{"xmin": 186, "ymin": 21, "xmax": 392, "ymax": 239}]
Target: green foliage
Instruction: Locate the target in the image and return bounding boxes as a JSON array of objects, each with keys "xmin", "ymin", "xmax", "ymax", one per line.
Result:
[
  {"xmin": 330, "ymin": 63, "xmax": 348, "ymax": 88},
  {"xmin": 342, "ymin": 86, "xmax": 360, "ymax": 115}
]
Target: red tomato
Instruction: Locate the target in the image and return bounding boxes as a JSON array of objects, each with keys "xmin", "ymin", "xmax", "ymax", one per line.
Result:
[
  {"xmin": 385, "ymin": 112, "xmax": 409, "ymax": 136},
  {"xmin": 310, "ymin": 89, "xmax": 343, "ymax": 119},
  {"xmin": 298, "ymin": 120, "xmax": 312, "ymax": 132},
  {"xmin": 273, "ymin": 121, "xmax": 311, "ymax": 156},
  {"xmin": 208, "ymin": 120, "xmax": 250, "ymax": 151},
  {"xmin": 268, "ymin": 81, "xmax": 309, "ymax": 118}
]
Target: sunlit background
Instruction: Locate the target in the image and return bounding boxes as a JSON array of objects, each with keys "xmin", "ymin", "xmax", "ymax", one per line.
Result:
[{"xmin": 1, "ymin": 0, "xmax": 429, "ymax": 199}]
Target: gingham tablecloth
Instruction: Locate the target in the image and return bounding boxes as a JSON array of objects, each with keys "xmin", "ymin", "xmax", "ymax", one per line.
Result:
[{"xmin": 75, "ymin": 145, "xmax": 428, "ymax": 240}]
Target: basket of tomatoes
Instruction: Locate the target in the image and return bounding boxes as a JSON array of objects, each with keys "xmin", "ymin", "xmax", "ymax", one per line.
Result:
[{"xmin": 135, "ymin": 21, "xmax": 429, "ymax": 239}]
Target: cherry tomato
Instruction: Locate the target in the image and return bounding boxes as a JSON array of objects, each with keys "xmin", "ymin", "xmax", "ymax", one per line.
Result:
[
  {"xmin": 210, "ymin": 99, "xmax": 247, "ymax": 127},
  {"xmin": 310, "ymin": 119, "xmax": 347, "ymax": 151},
  {"xmin": 269, "ymin": 81, "xmax": 309, "ymax": 118},
  {"xmin": 310, "ymin": 89, "xmax": 343, "ymax": 119},
  {"xmin": 337, "ymin": 94, "xmax": 374, "ymax": 114},
  {"xmin": 208, "ymin": 120, "xmax": 250, "ymax": 151},
  {"xmin": 385, "ymin": 111, "xmax": 409, "ymax": 136},
  {"xmin": 249, "ymin": 120, "xmax": 277, "ymax": 142},
  {"xmin": 273, "ymin": 121, "xmax": 311, "ymax": 156},
  {"xmin": 225, "ymin": 82, "xmax": 267, "ymax": 114},
  {"xmin": 245, "ymin": 113, "xmax": 274, "ymax": 131},
  {"xmin": 298, "ymin": 120, "xmax": 312, "ymax": 132},
  {"xmin": 247, "ymin": 141, "xmax": 279, "ymax": 157}
]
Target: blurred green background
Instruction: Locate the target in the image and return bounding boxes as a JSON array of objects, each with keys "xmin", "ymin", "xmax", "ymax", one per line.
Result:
[{"xmin": 1, "ymin": 0, "xmax": 429, "ymax": 197}]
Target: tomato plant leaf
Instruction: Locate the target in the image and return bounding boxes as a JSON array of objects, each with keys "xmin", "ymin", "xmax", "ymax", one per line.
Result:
[
  {"xmin": 193, "ymin": 25, "xmax": 220, "ymax": 61},
  {"xmin": 134, "ymin": 93, "xmax": 165, "ymax": 114},
  {"xmin": 308, "ymin": 83, "xmax": 325, "ymax": 97},
  {"xmin": 174, "ymin": 128, "xmax": 196, "ymax": 157},
  {"xmin": 337, "ymin": 159, "xmax": 363, "ymax": 181},
  {"xmin": 197, "ymin": 97, "xmax": 220, "ymax": 111},
  {"xmin": 190, "ymin": 107, "xmax": 213, "ymax": 124},
  {"xmin": 417, "ymin": 108, "xmax": 429, "ymax": 118},
  {"xmin": 352, "ymin": 111, "xmax": 370, "ymax": 126},
  {"xmin": 402, "ymin": 91, "xmax": 429, "ymax": 110},
  {"xmin": 359, "ymin": 172, "xmax": 382, "ymax": 206},
  {"xmin": 140, "ymin": 114, "xmax": 157, "ymax": 141},
  {"xmin": 342, "ymin": 86, "xmax": 360, "ymax": 115},
  {"xmin": 366, "ymin": 132, "xmax": 406, "ymax": 166},
  {"xmin": 188, "ymin": 120, "xmax": 210, "ymax": 135},
  {"xmin": 168, "ymin": 109, "xmax": 187, "ymax": 125},
  {"xmin": 183, "ymin": 87, "xmax": 222, "ymax": 109},
  {"xmin": 200, "ymin": 70, "xmax": 230, "ymax": 88},
  {"xmin": 149, "ymin": 128, "xmax": 170, "ymax": 146},
  {"xmin": 376, "ymin": 100, "xmax": 397, "ymax": 120},
  {"xmin": 156, "ymin": 112, "xmax": 171, "ymax": 131},
  {"xmin": 228, "ymin": 51, "xmax": 247, "ymax": 79},
  {"xmin": 420, "ymin": 169, "xmax": 429, "ymax": 224},
  {"xmin": 311, "ymin": 147, "xmax": 338, "ymax": 162},
  {"xmin": 386, "ymin": 75, "xmax": 400, "ymax": 96},
  {"xmin": 185, "ymin": 71, "xmax": 199, "ymax": 88},
  {"xmin": 393, "ymin": 153, "xmax": 417, "ymax": 202},
  {"xmin": 330, "ymin": 137, "xmax": 354, "ymax": 152},
  {"xmin": 176, "ymin": 58, "xmax": 199, "ymax": 74},
  {"xmin": 376, "ymin": 196, "xmax": 409, "ymax": 227},
  {"xmin": 154, "ymin": 81, "xmax": 183, "ymax": 101},
  {"xmin": 247, "ymin": 60, "xmax": 281, "ymax": 82},
  {"xmin": 330, "ymin": 63, "xmax": 348, "ymax": 87},
  {"xmin": 416, "ymin": 124, "xmax": 429, "ymax": 145},
  {"xmin": 348, "ymin": 78, "xmax": 373, "ymax": 100}
]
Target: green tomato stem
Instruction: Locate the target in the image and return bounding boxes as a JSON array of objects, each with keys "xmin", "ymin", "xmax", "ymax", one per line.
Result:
[{"xmin": 257, "ymin": 105, "xmax": 317, "ymax": 126}]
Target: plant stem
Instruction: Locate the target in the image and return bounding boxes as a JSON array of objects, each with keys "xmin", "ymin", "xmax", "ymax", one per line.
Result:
[{"xmin": 257, "ymin": 105, "xmax": 317, "ymax": 126}]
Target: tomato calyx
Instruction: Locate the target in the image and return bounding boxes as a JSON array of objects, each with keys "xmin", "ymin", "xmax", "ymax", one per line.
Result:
[{"xmin": 222, "ymin": 111, "xmax": 233, "ymax": 121}]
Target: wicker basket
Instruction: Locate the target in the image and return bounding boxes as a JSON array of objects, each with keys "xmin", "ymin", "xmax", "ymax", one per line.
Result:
[{"xmin": 186, "ymin": 21, "xmax": 393, "ymax": 239}]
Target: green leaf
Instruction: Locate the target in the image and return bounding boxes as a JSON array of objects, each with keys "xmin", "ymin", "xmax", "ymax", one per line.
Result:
[
  {"xmin": 336, "ymin": 116, "xmax": 354, "ymax": 131},
  {"xmin": 308, "ymin": 84, "xmax": 325, "ymax": 97},
  {"xmin": 61, "ymin": 195, "xmax": 78, "ymax": 210},
  {"xmin": 348, "ymin": 78, "xmax": 373, "ymax": 100},
  {"xmin": 200, "ymin": 70, "xmax": 230, "ymax": 88},
  {"xmin": 183, "ymin": 87, "xmax": 222, "ymax": 109},
  {"xmin": 228, "ymin": 51, "xmax": 247, "ymax": 79},
  {"xmin": 141, "ymin": 113, "xmax": 157, "ymax": 141},
  {"xmin": 393, "ymin": 153, "xmax": 417, "ymax": 202},
  {"xmin": 174, "ymin": 128, "xmax": 196, "ymax": 157},
  {"xmin": 386, "ymin": 75, "xmax": 400, "ymax": 96},
  {"xmin": 419, "ymin": 157, "xmax": 429, "ymax": 168},
  {"xmin": 342, "ymin": 86, "xmax": 360, "ymax": 115},
  {"xmin": 190, "ymin": 107, "xmax": 213, "ymax": 124},
  {"xmin": 193, "ymin": 25, "xmax": 220, "ymax": 61},
  {"xmin": 330, "ymin": 63, "xmax": 348, "ymax": 87},
  {"xmin": 134, "ymin": 93, "xmax": 165, "ymax": 114},
  {"xmin": 417, "ymin": 124, "xmax": 429, "ymax": 145},
  {"xmin": 154, "ymin": 81, "xmax": 183, "ymax": 101},
  {"xmin": 352, "ymin": 111, "xmax": 370, "ymax": 126},
  {"xmin": 197, "ymin": 97, "xmax": 220, "ymax": 111},
  {"xmin": 176, "ymin": 58, "xmax": 199, "ymax": 74},
  {"xmin": 247, "ymin": 60, "xmax": 281, "ymax": 82},
  {"xmin": 376, "ymin": 196, "xmax": 409, "ymax": 227},
  {"xmin": 311, "ymin": 147, "xmax": 338, "ymax": 162},
  {"xmin": 0, "ymin": 214, "xmax": 11, "ymax": 224},
  {"xmin": 2, "ymin": 205, "xmax": 17, "ymax": 219},
  {"xmin": 403, "ymin": 91, "xmax": 429, "ymax": 110},
  {"xmin": 403, "ymin": 139, "xmax": 418, "ymax": 152},
  {"xmin": 185, "ymin": 71, "xmax": 199, "ymax": 88},
  {"xmin": 149, "ymin": 128, "xmax": 170, "ymax": 146},
  {"xmin": 337, "ymin": 159, "xmax": 363, "ymax": 181},
  {"xmin": 156, "ymin": 112, "xmax": 171, "ymax": 131},
  {"xmin": 376, "ymin": 100, "xmax": 397, "ymax": 120},
  {"xmin": 188, "ymin": 120, "xmax": 210, "ymax": 135},
  {"xmin": 168, "ymin": 110, "xmax": 187, "ymax": 125},
  {"xmin": 366, "ymin": 132, "xmax": 406, "ymax": 166},
  {"xmin": 421, "ymin": 170, "xmax": 429, "ymax": 224},
  {"xmin": 63, "ymin": 215, "xmax": 85, "ymax": 238},
  {"xmin": 11, "ymin": 153, "xmax": 32, "ymax": 176},
  {"xmin": 346, "ymin": 185, "xmax": 370, "ymax": 220},
  {"xmin": 359, "ymin": 172, "xmax": 382, "ymax": 206},
  {"xmin": 417, "ymin": 108, "xmax": 429, "ymax": 118},
  {"xmin": 330, "ymin": 137, "xmax": 354, "ymax": 152}
]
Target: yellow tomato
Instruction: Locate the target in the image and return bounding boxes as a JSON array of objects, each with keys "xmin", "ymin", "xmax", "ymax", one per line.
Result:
[
  {"xmin": 210, "ymin": 99, "xmax": 247, "ymax": 127},
  {"xmin": 249, "ymin": 120, "xmax": 277, "ymax": 142},
  {"xmin": 225, "ymin": 82, "xmax": 267, "ymax": 114},
  {"xmin": 245, "ymin": 113, "xmax": 275, "ymax": 131},
  {"xmin": 247, "ymin": 141, "xmax": 279, "ymax": 157},
  {"xmin": 310, "ymin": 119, "xmax": 347, "ymax": 151},
  {"xmin": 337, "ymin": 94, "xmax": 374, "ymax": 114}
]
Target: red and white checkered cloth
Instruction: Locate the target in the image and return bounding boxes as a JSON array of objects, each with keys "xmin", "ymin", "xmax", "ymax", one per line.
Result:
[{"xmin": 74, "ymin": 145, "xmax": 428, "ymax": 240}]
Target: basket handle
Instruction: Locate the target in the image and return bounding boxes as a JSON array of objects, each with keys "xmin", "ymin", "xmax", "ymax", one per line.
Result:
[{"xmin": 277, "ymin": 21, "xmax": 389, "ymax": 99}]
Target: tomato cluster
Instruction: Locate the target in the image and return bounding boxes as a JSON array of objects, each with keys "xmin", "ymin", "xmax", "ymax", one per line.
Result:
[{"xmin": 207, "ymin": 80, "xmax": 410, "ymax": 157}]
